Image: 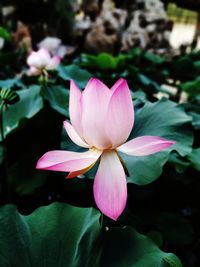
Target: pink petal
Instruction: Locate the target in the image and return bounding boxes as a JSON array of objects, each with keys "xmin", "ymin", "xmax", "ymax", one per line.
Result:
[
  {"xmin": 67, "ymin": 162, "xmax": 95, "ymax": 178},
  {"xmin": 106, "ymin": 79, "xmax": 134, "ymax": 148},
  {"xmin": 27, "ymin": 51, "xmax": 43, "ymax": 68},
  {"xmin": 47, "ymin": 56, "xmax": 60, "ymax": 70},
  {"xmin": 110, "ymin": 78, "xmax": 126, "ymax": 93},
  {"xmin": 63, "ymin": 121, "xmax": 89, "ymax": 148},
  {"xmin": 81, "ymin": 78, "xmax": 112, "ymax": 149},
  {"xmin": 38, "ymin": 48, "xmax": 51, "ymax": 66},
  {"xmin": 69, "ymin": 80, "xmax": 83, "ymax": 137},
  {"xmin": 117, "ymin": 136, "xmax": 176, "ymax": 156},
  {"xmin": 36, "ymin": 149, "xmax": 102, "ymax": 172},
  {"xmin": 93, "ymin": 150, "xmax": 127, "ymax": 220},
  {"xmin": 27, "ymin": 66, "xmax": 41, "ymax": 76}
]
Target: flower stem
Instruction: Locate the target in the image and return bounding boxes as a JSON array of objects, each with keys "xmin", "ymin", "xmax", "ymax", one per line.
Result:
[
  {"xmin": 100, "ymin": 213, "xmax": 109, "ymax": 231},
  {"xmin": 39, "ymin": 72, "xmax": 48, "ymax": 96}
]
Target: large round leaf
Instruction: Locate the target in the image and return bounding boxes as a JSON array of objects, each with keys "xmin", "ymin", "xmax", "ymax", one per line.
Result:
[
  {"xmin": 81, "ymin": 53, "xmax": 127, "ymax": 70},
  {"xmin": 120, "ymin": 99, "xmax": 193, "ymax": 185},
  {"xmin": 44, "ymin": 85, "xmax": 69, "ymax": 117},
  {"xmin": 0, "ymin": 202, "xmax": 182, "ymax": 267},
  {"xmin": 58, "ymin": 64, "xmax": 92, "ymax": 88},
  {"xmin": 2, "ymin": 86, "xmax": 43, "ymax": 141},
  {"xmin": 180, "ymin": 77, "xmax": 200, "ymax": 96},
  {"xmin": 187, "ymin": 148, "xmax": 200, "ymax": 171},
  {"xmin": 0, "ymin": 78, "xmax": 23, "ymax": 89}
]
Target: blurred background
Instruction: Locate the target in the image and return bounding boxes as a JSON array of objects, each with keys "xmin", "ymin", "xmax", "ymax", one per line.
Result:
[
  {"xmin": 1, "ymin": 1, "xmax": 200, "ymax": 267},
  {"xmin": 0, "ymin": 0, "xmax": 200, "ymax": 57}
]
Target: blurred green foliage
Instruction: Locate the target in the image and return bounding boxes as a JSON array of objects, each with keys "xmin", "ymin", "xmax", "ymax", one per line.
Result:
[{"xmin": 0, "ymin": 203, "xmax": 183, "ymax": 267}]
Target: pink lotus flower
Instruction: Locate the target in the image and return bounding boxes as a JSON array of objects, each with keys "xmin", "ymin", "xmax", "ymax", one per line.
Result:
[
  {"xmin": 36, "ymin": 78, "xmax": 175, "ymax": 220},
  {"xmin": 27, "ymin": 48, "xmax": 60, "ymax": 76}
]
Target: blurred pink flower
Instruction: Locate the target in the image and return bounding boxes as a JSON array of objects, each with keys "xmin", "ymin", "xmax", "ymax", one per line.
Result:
[
  {"xmin": 36, "ymin": 78, "xmax": 175, "ymax": 220},
  {"xmin": 27, "ymin": 48, "xmax": 60, "ymax": 76}
]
